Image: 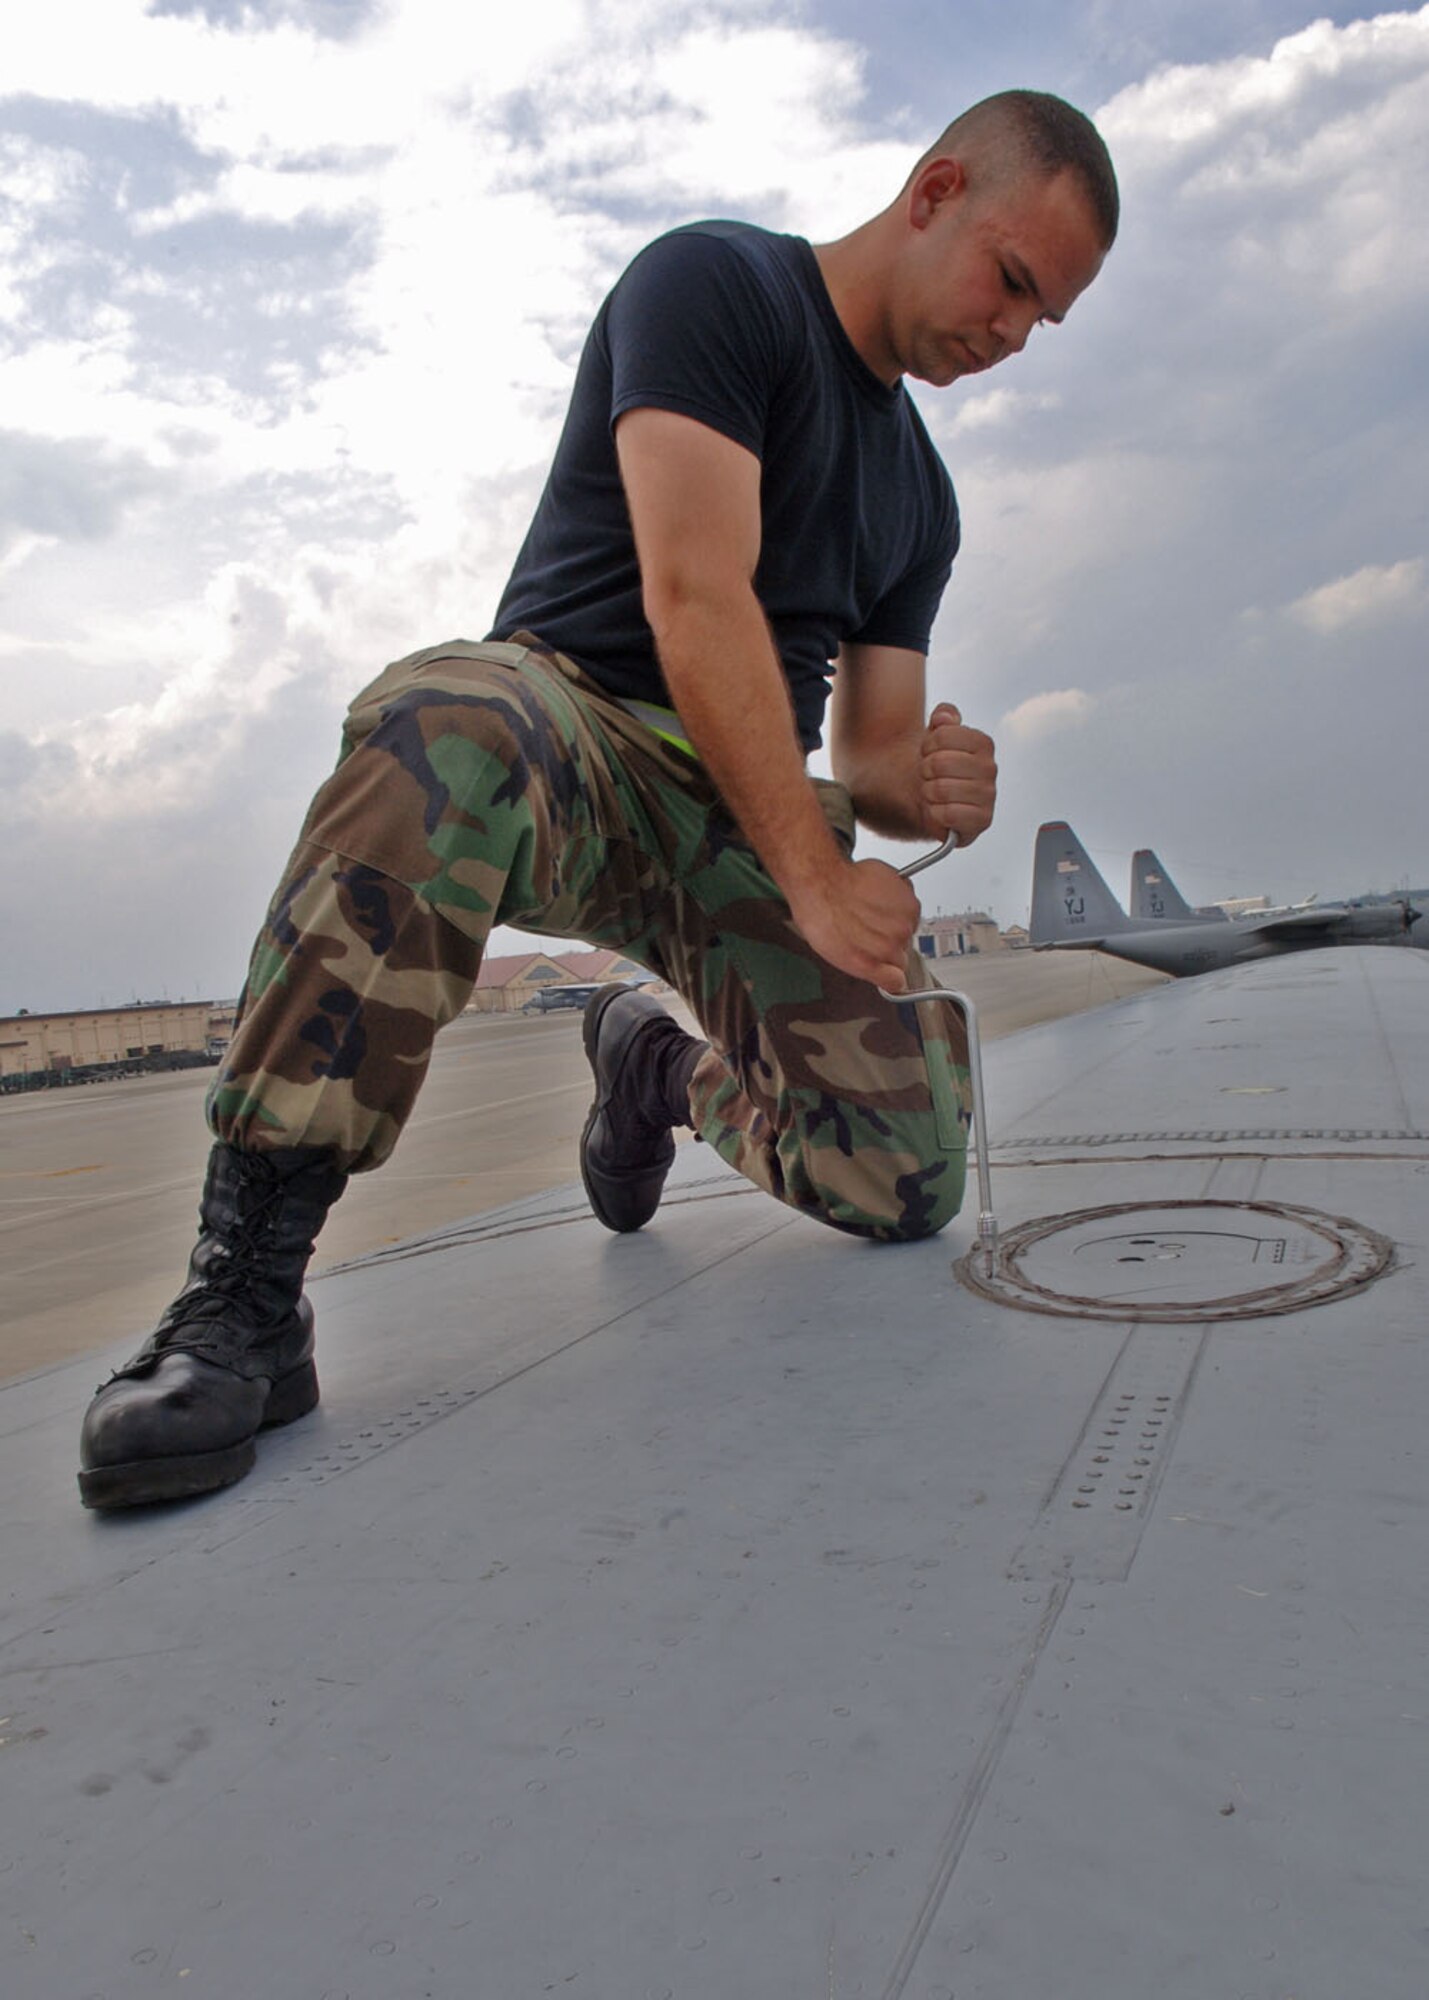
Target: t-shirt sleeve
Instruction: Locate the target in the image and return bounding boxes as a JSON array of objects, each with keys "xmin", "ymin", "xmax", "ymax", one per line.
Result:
[
  {"xmin": 602, "ymin": 230, "xmax": 788, "ymax": 459},
  {"xmin": 850, "ymin": 482, "xmax": 960, "ymax": 655}
]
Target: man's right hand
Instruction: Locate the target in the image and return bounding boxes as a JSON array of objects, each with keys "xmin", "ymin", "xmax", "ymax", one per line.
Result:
[{"xmin": 787, "ymin": 856, "xmax": 920, "ymax": 992}]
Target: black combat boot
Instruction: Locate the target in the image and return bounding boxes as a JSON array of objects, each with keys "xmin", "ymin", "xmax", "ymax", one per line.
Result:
[
  {"xmin": 580, "ymin": 985, "xmax": 706, "ymax": 1232},
  {"xmin": 78, "ymin": 1143, "xmax": 348, "ymax": 1510}
]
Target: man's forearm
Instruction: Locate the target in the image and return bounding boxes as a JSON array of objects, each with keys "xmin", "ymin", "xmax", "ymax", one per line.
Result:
[
  {"xmin": 650, "ymin": 585, "xmax": 846, "ymax": 903},
  {"xmin": 836, "ymin": 737, "xmax": 930, "ymax": 841}
]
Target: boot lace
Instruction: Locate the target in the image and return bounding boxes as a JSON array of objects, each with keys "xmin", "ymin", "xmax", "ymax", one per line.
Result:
[{"xmin": 151, "ymin": 1159, "xmax": 297, "ymax": 1345}]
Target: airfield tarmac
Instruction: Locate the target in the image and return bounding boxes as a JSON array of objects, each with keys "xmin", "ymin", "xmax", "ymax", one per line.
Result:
[{"xmin": 0, "ymin": 949, "xmax": 1167, "ymax": 1386}]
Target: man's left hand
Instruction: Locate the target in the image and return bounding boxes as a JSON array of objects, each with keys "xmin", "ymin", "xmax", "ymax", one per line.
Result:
[{"xmin": 919, "ymin": 702, "xmax": 997, "ymax": 847}]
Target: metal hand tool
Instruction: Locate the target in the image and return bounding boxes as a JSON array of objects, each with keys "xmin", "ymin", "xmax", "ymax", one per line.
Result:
[{"xmin": 878, "ymin": 834, "xmax": 997, "ymax": 1276}]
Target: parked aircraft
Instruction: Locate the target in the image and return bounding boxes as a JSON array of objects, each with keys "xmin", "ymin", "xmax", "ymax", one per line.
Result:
[
  {"xmin": 1129, "ymin": 849, "xmax": 1227, "ymax": 925},
  {"xmin": 1034, "ymin": 821, "xmax": 1418, "ymax": 975},
  {"xmin": 1130, "ymin": 850, "xmax": 1322, "ymax": 927},
  {"xmin": 1349, "ymin": 887, "xmax": 1429, "ymax": 948}
]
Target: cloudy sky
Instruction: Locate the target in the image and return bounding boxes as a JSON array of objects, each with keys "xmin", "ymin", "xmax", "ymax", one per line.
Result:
[{"xmin": 3, "ymin": 0, "xmax": 1426, "ymax": 1011}]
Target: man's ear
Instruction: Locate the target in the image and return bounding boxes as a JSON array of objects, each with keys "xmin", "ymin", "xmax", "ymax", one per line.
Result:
[{"xmin": 908, "ymin": 155, "xmax": 968, "ymax": 230}]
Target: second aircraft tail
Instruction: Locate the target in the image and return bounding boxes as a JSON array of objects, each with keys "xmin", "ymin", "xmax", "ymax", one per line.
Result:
[{"xmin": 1132, "ymin": 848, "xmax": 1198, "ymax": 923}]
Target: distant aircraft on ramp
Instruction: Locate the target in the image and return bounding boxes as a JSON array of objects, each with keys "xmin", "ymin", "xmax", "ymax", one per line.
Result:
[
  {"xmin": 1129, "ymin": 849, "xmax": 1227, "ymax": 925},
  {"xmin": 1347, "ymin": 886, "xmax": 1429, "ymax": 949},
  {"xmin": 1129, "ymin": 850, "xmax": 1321, "ymax": 927},
  {"xmin": 1034, "ymin": 822, "xmax": 1419, "ymax": 975}
]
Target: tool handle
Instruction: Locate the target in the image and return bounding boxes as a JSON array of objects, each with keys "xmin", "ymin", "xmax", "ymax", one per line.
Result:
[{"xmin": 898, "ymin": 832, "xmax": 958, "ymax": 880}]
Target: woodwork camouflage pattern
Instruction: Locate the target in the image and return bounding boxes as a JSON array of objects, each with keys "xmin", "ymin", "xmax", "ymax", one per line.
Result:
[{"xmin": 209, "ymin": 638, "xmax": 971, "ymax": 1242}]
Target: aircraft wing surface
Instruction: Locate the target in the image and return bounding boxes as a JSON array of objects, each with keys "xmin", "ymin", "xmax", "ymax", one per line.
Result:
[{"xmin": 3, "ymin": 949, "xmax": 1427, "ymax": 1998}]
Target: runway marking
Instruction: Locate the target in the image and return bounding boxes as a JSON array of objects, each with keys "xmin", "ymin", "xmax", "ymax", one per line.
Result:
[
  {"xmin": 0, "ymin": 1083, "xmax": 587, "ymax": 1239},
  {"xmin": 399, "ymin": 1079, "xmax": 589, "ymax": 1134},
  {"xmin": 2, "ymin": 1225, "xmax": 201, "ymax": 1286},
  {"xmin": 0, "ymin": 1174, "xmax": 197, "ymax": 1237}
]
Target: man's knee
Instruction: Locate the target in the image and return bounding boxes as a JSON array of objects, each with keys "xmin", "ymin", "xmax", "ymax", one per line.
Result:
[{"xmin": 792, "ymin": 1131, "xmax": 967, "ymax": 1244}]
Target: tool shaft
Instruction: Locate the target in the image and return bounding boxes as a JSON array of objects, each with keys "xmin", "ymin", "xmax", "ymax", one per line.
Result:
[{"xmin": 881, "ymin": 832, "xmax": 997, "ymax": 1275}]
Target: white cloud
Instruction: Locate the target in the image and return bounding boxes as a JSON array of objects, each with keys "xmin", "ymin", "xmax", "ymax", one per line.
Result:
[
  {"xmin": 0, "ymin": 132, "xmax": 91, "ymax": 319},
  {"xmin": 4, "ymin": 2, "xmax": 1429, "ymax": 1001},
  {"xmin": 1286, "ymin": 556, "xmax": 1426, "ymax": 633},
  {"xmin": 948, "ymin": 388, "xmax": 1061, "ymax": 436},
  {"xmin": 1099, "ymin": 10, "xmax": 1429, "ymax": 163},
  {"xmin": 0, "ymin": 1, "xmax": 896, "ymax": 771},
  {"xmin": 1097, "ymin": 8, "xmax": 1429, "ymax": 317},
  {"xmin": 1000, "ymin": 689, "xmax": 1096, "ymax": 740}
]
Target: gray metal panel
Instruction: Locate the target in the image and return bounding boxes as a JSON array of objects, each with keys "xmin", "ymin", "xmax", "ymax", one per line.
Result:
[
  {"xmin": 2, "ymin": 948, "xmax": 1426, "ymax": 1998},
  {"xmin": 988, "ymin": 945, "xmax": 1429, "ymax": 1142}
]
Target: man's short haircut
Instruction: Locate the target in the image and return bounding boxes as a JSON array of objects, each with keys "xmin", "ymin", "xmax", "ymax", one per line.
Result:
[{"xmin": 920, "ymin": 90, "xmax": 1120, "ymax": 249}]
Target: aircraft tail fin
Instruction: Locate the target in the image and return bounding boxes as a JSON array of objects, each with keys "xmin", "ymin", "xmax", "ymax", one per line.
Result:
[
  {"xmin": 1131, "ymin": 848, "xmax": 1198, "ymax": 923},
  {"xmin": 1030, "ymin": 822, "xmax": 1131, "ymax": 945}
]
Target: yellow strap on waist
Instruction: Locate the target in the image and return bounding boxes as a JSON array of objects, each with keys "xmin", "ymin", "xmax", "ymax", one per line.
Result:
[{"xmin": 618, "ymin": 698, "xmax": 698, "ymax": 760}]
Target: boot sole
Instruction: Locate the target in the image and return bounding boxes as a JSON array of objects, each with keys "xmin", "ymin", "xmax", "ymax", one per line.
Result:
[{"xmin": 77, "ymin": 1360, "xmax": 320, "ymax": 1511}]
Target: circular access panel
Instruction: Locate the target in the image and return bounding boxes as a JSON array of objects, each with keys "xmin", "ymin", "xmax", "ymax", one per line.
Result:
[{"xmin": 957, "ymin": 1198, "xmax": 1394, "ymax": 1323}]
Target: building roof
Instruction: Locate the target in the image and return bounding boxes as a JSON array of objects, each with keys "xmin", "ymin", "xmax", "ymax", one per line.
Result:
[
  {"xmin": 554, "ymin": 949, "xmax": 631, "ymax": 981},
  {"xmin": 474, "ymin": 949, "xmax": 641, "ymax": 991},
  {"xmin": 472, "ymin": 952, "xmax": 557, "ymax": 991}
]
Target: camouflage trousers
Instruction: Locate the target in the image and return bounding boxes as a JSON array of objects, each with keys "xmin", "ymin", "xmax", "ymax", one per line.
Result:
[{"xmin": 208, "ymin": 637, "xmax": 971, "ymax": 1242}]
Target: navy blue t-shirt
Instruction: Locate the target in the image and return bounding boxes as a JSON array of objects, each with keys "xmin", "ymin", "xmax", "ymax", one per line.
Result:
[{"xmin": 489, "ymin": 221, "xmax": 959, "ymax": 751}]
